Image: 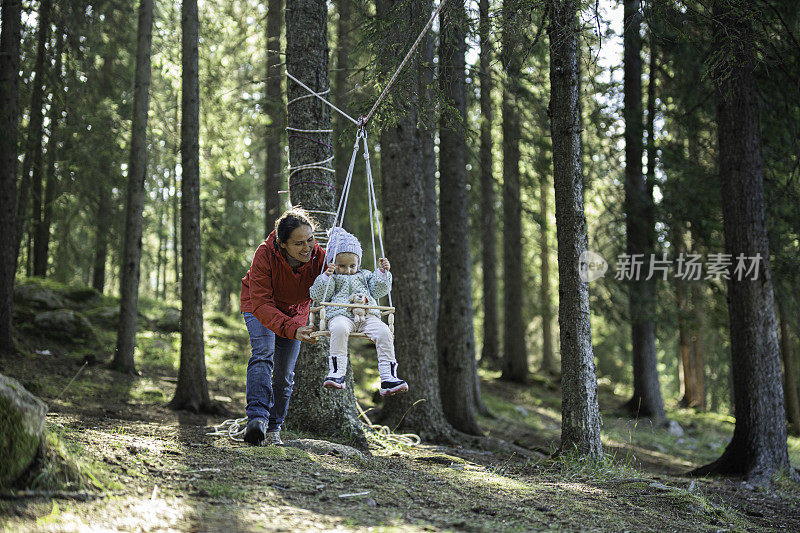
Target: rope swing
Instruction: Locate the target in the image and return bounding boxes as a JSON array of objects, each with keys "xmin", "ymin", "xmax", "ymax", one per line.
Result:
[{"xmin": 288, "ymin": 0, "xmax": 447, "ymax": 337}]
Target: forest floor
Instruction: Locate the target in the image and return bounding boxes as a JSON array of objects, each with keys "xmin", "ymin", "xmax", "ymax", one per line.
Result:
[{"xmin": 1, "ymin": 277, "xmax": 800, "ymax": 532}]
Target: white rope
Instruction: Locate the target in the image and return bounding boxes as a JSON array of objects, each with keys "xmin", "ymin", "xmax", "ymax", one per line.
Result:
[
  {"xmin": 206, "ymin": 418, "xmax": 248, "ymax": 442},
  {"xmin": 288, "ymin": 156, "xmax": 335, "ymax": 178},
  {"xmin": 362, "ymin": 0, "xmax": 448, "ymax": 125},
  {"xmin": 286, "ymin": 127, "xmax": 334, "ymax": 134},
  {"xmin": 287, "ymin": 87, "xmax": 331, "ymax": 107},
  {"xmin": 207, "ymin": 411, "xmax": 421, "ymax": 448},
  {"xmin": 362, "ymin": 135, "xmax": 392, "ymax": 307},
  {"xmin": 286, "ymin": 71, "xmax": 359, "ymax": 125}
]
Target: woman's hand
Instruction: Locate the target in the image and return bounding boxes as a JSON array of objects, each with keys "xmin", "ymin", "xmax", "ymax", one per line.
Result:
[
  {"xmin": 378, "ymin": 257, "xmax": 391, "ymax": 272},
  {"xmin": 295, "ymin": 325, "xmax": 318, "ymax": 344}
]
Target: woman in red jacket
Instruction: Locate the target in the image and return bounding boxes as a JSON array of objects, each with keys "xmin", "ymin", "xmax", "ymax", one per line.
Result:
[{"xmin": 240, "ymin": 208, "xmax": 325, "ymax": 445}]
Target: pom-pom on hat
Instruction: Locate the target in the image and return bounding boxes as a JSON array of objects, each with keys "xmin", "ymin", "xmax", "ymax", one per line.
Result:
[{"xmin": 326, "ymin": 227, "xmax": 362, "ymax": 268}]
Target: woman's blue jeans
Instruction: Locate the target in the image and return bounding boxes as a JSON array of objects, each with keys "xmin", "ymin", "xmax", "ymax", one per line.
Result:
[{"xmin": 243, "ymin": 312, "xmax": 301, "ymax": 431}]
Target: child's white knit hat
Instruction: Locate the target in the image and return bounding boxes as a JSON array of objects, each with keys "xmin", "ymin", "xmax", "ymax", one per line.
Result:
[{"xmin": 326, "ymin": 227, "xmax": 362, "ymax": 268}]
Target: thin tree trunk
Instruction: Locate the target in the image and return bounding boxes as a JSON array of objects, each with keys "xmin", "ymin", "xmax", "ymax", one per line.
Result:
[
  {"xmin": 499, "ymin": 0, "xmax": 527, "ymax": 383},
  {"xmin": 621, "ymin": 0, "xmax": 665, "ymax": 421},
  {"xmin": 0, "ymin": 0, "xmax": 22, "ymax": 354},
  {"xmin": 375, "ymin": 0, "xmax": 454, "ymax": 443},
  {"xmin": 478, "ymin": 0, "xmax": 499, "ymax": 370},
  {"xmin": 692, "ymin": 1, "xmax": 795, "ymax": 483},
  {"xmin": 114, "ymin": 0, "xmax": 154, "ymax": 374},
  {"xmin": 92, "ymin": 190, "xmax": 110, "ymax": 294},
  {"xmin": 674, "ymin": 228, "xmax": 695, "ymax": 406},
  {"xmin": 333, "ymin": 0, "xmax": 351, "ymax": 195},
  {"xmin": 690, "ymin": 278, "xmax": 706, "ymax": 409},
  {"xmin": 777, "ymin": 298, "xmax": 800, "ymax": 437},
  {"xmin": 218, "ymin": 172, "xmax": 233, "ymax": 313},
  {"xmin": 173, "ymin": 104, "xmax": 180, "ymax": 295},
  {"xmin": 14, "ymin": 0, "xmax": 51, "ymax": 269},
  {"xmin": 265, "ymin": 0, "xmax": 284, "ymax": 233},
  {"xmin": 548, "ymin": 0, "xmax": 602, "ymax": 458},
  {"xmin": 169, "ymin": 0, "xmax": 213, "ymax": 413},
  {"xmin": 34, "ymin": 30, "xmax": 64, "ymax": 278},
  {"xmin": 283, "ymin": 0, "xmax": 366, "ymax": 446},
  {"xmin": 539, "ymin": 173, "xmax": 555, "ymax": 375},
  {"xmin": 437, "ymin": 0, "xmax": 481, "ymax": 436}
]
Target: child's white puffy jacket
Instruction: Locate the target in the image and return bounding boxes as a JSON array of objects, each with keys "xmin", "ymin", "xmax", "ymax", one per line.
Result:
[{"xmin": 309, "ymin": 269, "xmax": 392, "ymax": 321}]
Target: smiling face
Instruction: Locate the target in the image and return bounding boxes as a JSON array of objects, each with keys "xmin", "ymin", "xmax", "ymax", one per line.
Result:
[
  {"xmin": 279, "ymin": 225, "xmax": 314, "ymax": 263},
  {"xmin": 333, "ymin": 252, "xmax": 359, "ymax": 275}
]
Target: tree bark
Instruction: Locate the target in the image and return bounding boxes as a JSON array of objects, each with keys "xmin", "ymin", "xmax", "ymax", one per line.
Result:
[
  {"xmin": 420, "ymin": 8, "xmax": 438, "ymax": 319},
  {"xmin": 674, "ymin": 227, "xmax": 695, "ymax": 407},
  {"xmin": 0, "ymin": 0, "xmax": 22, "ymax": 354},
  {"xmin": 265, "ymin": 0, "xmax": 285, "ymax": 234},
  {"xmin": 437, "ymin": 0, "xmax": 481, "ymax": 435},
  {"xmin": 114, "ymin": 0, "xmax": 155, "ymax": 374},
  {"xmin": 777, "ymin": 298, "xmax": 800, "ymax": 437},
  {"xmin": 478, "ymin": 0, "xmax": 499, "ymax": 370},
  {"xmin": 33, "ymin": 30, "xmax": 64, "ymax": 278},
  {"xmin": 548, "ymin": 0, "xmax": 603, "ymax": 458},
  {"xmin": 539, "ymin": 173, "xmax": 555, "ymax": 375},
  {"xmin": 500, "ymin": 0, "xmax": 527, "ymax": 383},
  {"xmin": 691, "ymin": 0, "xmax": 795, "ymax": 483},
  {"xmin": 690, "ymin": 281, "xmax": 706, "ymax": 410},
  {"xmin": 169, "ymin": 0, "xmax": 213, "ymax": 413},
  {"xmin": 283, "ymin": 0, "xmax": 366, "ymax": 446},
  {"xmin": 621, "ymin": 0, "xmax": 665, "ymax": 421},
  {"xmin": 15, "ymin": 0, "xmax": 52, "ymax": 270},
  {"xmin": 92, "ymin": 189, "xmax": 111, "ymax": 294},
  {"xmin": 375, "ymin": 0, "xmax": 454, "ymax": 443}
]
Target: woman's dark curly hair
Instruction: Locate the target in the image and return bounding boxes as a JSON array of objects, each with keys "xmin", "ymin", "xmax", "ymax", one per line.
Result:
[{"xmin": 274, "ymin": 207, "xmax": 317, "ymax": 244}]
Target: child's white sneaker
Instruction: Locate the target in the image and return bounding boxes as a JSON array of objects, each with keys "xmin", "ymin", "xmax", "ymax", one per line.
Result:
[
  {"xmin": 380, "ymin": 379, "xmax": 409, "ymax": 396},
  {"xmin": 324, "ymin": 355, "xmax": 347, "ymax": 389}
]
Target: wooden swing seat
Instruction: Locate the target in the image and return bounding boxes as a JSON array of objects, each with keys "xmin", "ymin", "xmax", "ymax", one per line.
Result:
[{"xmin": 309, "ymin": 302, "xmax": 395, "ymax": 339}]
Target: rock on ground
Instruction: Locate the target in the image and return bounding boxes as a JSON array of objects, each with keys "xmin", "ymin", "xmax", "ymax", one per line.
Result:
[
  {"xmin": 33, "ymin": 309, "xmax": 94, "ymax": 340},
  {"xmin": 13, "ymin": 284, "xmax": 67, "ymax": 310},
  {"xmin": 0, "ymin": 373, "xmax": 48, "ymax": 488},
  {"xmin": 284, "ymin": 438, "xmax": 368, "ymax": 462}
]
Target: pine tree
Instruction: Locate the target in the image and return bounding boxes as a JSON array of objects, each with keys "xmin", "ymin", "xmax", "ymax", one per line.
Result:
[
  {"xmin": 283, "ymin": 0, "xmax": 366, "ymax": 446},
  {"xmin": 0, "ymin": 0, "xmax": 22, "ymax": 354},
  {"xmin": 548, "ymin": 0, "xmax": 602, "ymax": 457},
  {"xmin": 114, "ymin": 0, "xmax": 155, "ymax": 374},
  {"xmin": 437, "ymin": 0, "xmax": 481, "ymax": 435},
  {"xmin": 169, "ymin": 0, "xmax": 214, "ymax": 413}
]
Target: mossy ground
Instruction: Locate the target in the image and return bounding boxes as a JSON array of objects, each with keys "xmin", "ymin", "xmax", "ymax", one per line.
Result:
[{"xmin": 1, "ymin": 278, "xmax": 799, "ymax": 531}]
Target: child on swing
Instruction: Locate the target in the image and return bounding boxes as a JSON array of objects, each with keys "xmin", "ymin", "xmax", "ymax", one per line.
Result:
[{"xmin": 309, "ymin": 227, "xmax": 409, "ymax": 396}]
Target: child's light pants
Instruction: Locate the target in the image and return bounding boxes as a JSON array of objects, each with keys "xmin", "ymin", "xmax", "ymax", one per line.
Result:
[{"xmin": 327, "ymin": 314, "xmax": 399, "ymax": 381}]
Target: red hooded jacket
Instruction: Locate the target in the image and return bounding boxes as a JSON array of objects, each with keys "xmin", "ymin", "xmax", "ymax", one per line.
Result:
[{"xmin": 240, "ymin": 231, "xmax": 326, "ymax": 339}]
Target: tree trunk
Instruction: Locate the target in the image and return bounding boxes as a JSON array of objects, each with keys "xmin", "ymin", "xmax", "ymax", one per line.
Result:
[
  {"xmin": 283, "ymin": 0, "xmax": 366, "ymax": 446},
  {"xmin": 34, "ymin": 30, "xmax": 64, "ymax": 278},
  {"xmin": 265, "ymin": 0, "xmax": 285, "ymax": 234},
  {"xmin": 92, "ymin": 189, "xmax": 110, "ymax": 294},
  {"xmin": 172, "ymin": 153, "xmax": 180, "ymax": 296},
  {"xmin": 539, "ymin": 173, "xmax": 555, "ymax": 375},
  {"xmin": 689, "ymin": 277, "xmax": 706, "ymax": 409},
  {"xmin": 14, "ymin": 0, "xmax": 51, "ymax": 272},
  {"xmin": 0, "ymin": 0, "xmax": 22, "ymax": 354},
  {"xmin": 333, "ymin": 0, "xmax": 351, "ymax": 196},
  {"xmin": 436, "ymin": 0, "xmax": 481, "ymax": 436},
  {"xmin": 621, "ymin": 0, "xmax": 665, "ymax": 421},
  {"xmin": 548, "ymin": 0, "xmax": 602, "ymax": 458},
  {"xmin": 374, "ymin": 0, "xmax": 454, "ymax": 443},
  {"xmin": 218, "ymin": 172, "xmax": 233, "ymax": 313},
  {"xmin": 692, "ymin": 1, "xmax": 795, "ymax": 483},
  {"xmin": 114, "ymin": 0, "xmax": 154, "ymax": 374},
  {"xmin": 169, "ymin": 0, "xmax": 213, "ymax": 413},
  {"xmin": 674, "ymin": 228, "xmax": 695, "ymax": 406},
  {"xmin": 477, "ymin": 0, "xmax": 499, "ymax": 370},
  {"xmin": 419, "ymin": 9, "xmax": 438, "ymax": 319},
  {"xmin": 499, "ymin": 0, "xmax": 527, "ymax": 384},
  {"xmin": 777, "ymin": 298, "xmax": 800, "ymax": 437}
]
